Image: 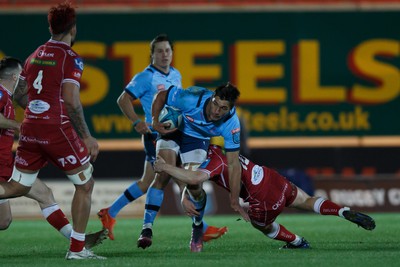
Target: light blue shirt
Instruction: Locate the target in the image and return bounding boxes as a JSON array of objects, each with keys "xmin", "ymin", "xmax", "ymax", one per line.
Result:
[
  {"xmin": 124, "ymin": 64, "xmax": 182, "ymax": 124},
  {"xmin": 166, "ymin": 86, "xmax": 241, "ymax": 151}
]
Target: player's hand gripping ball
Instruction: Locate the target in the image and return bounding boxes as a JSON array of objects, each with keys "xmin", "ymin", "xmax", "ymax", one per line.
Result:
[{"xmin": 158, "ymin": 106, "xmax": 182, "ymax": 130}]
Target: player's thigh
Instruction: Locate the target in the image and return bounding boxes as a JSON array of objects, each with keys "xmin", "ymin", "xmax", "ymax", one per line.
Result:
[
  {"xmin": 45, "ymin": 123, "xmax": 90, "ymax": 173},
  {"xmin": 156, "ymin": 139, "xmax": 179, "ymax": 160},
  {"xmin": 288, "ymin": 186, "xmax": 312, "ymax": 209},
  {"xmin": 179, "ymin": 135, "xmax": 209, "ymax": 165}
]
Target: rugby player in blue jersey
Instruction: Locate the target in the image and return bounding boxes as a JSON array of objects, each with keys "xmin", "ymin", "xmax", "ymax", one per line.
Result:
[
  {"xmin": 97, "ymin": 34, "xmax": 227, "ymax": 243},
  {"xmin": 138, "ymin": 82, "xmax": 247, "ymax": 252}
]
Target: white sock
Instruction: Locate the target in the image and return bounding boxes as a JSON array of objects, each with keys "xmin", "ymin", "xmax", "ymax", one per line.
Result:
[
  {"xmin": 338, "ymin": 207, "xmax": 350, "ymax": 218},
  {"xmin": 290, "ymin": 235, "xmax": 303, "ymax": 245},
  {"xmin": 71, "ymin": 230, "xmax": 85, "ymax": 241}
]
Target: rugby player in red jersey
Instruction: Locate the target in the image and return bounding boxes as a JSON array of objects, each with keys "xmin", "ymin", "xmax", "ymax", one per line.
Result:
[
  {"xmin": 0, "ymin": 56, "xmax": 106, "ymax": 250},
  {"xmin": 154, "ymin": 144, "xmax": 376, "ymax": 249},
  {"xmin": 0, "ymin": 2, "xmax": 105, "ymax": 260}
]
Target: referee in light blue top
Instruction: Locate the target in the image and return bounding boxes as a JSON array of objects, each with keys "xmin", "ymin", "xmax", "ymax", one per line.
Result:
[{"xmin": 97, "ymin": 34, "xmax": 227, "ymax": 244}]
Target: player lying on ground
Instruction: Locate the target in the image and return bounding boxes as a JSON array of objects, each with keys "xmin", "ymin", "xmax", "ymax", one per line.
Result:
[{"xmin": 153, "ymin": 145, "xmax": 376, "ymax": 249}]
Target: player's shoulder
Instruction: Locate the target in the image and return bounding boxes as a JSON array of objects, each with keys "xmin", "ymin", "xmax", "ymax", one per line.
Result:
[
  {"xmin": 185, "ymin": 86, "xmax": 211, "ymax": 95},
  {"xmin": 65, "ymin": 48, "xmax": 81, "ymax": 59},
  {"xmin": 169, "ymin": 66, "xmax": 182, "ymax": 75},
  {"xmin": 133, "ymin": 65, "xmax": 156, "ymax": 80},
  {"xmin": 131, "ymin": 68, "xmax": 155, "ymax": 87}
]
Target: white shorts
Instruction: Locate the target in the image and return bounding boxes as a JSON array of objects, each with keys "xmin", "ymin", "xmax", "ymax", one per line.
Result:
[{"xmin": 156, "ymin": 139, "xmax": 207, "ymax": 164}]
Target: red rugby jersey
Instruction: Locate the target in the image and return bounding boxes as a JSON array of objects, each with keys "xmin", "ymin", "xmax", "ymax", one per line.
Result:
[
  {"xmin": 20, "ymin": 39, "xmax": 83, "ymax": 125},
  {"xmin": 198, "ymin": 145, "xmax": 270, "ymax": 201},
  {"xmin": 0, "ymin": 85, "xmax": 15, "ymax": 166}
]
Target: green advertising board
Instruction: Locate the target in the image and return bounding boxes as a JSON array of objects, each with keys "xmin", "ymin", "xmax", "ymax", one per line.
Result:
[{"xmin": 1, "ymin": 10, "xmax": 399, "ymax": 140}]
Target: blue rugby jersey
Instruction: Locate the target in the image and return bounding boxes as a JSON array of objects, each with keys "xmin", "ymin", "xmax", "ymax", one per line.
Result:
[{"xmin": 166, "ymin": 86, "xmax": 241, "ymax": 152}]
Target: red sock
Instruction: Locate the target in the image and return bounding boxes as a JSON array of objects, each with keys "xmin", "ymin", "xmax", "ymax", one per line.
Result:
[
  {"xmin": 70, "ymin": 238, "xmax": 85, "ymax": 252},
  {"xmin": 70, "ymin": 231, "xmax": 85, "ymax": 252},
  {"xmin": 319, "ymin": 199, "xmax": 342, "ymax": 216},
  {"xmin": 46, "ymin": 209, "xmax": 69, "ymax": 231},
  {"xmin": 268, "ymin": 223, "xmax": 296, "ymax": 243}
]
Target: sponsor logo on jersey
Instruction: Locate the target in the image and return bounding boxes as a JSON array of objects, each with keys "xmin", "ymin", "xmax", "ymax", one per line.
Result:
[
  {"xmin": 232, "ymin": 131, "xmax": 240, "ymax": 144},
  {"xmin": 30, "ymin": 58, "xmax": 56, "ymax": 66},
  {"xmin": 20, "ymin": 135, "xmax": 49, "ymax": 145},
  {"xmin": 157, "ymin": 84, "xmax": 166, "ymax": 91},
  {"xmin": 74, "ymin": 58, "xmax": 84, "ymax": 71},
  {"xmin": 251, "ymin": 165, "xmax": 264, "ymax": 185},
  {"xmin": 15, "ymin": 155, "xmax": 28, "ymax": 166},
  {"xmin": 231, "ymin": 127, "xmax": 240, "ymax": 134},
  {"xmin": 185, "ymin": 115, "xmax": 194, "ymax": 122},
  {"xmin": 272, "ymin": 183, "xmax": 288, "ymax": 210},
  {"xmin": 37, "ymin": 50, "xmax": 54, "ymax": 58},
  {"xmin": 28, "ymin": 100, "xmax": 50, "ymax": 114},
  {"xmin": 0, "ymin": 91, "xmax": 3, "ymax": 100},
  {"xmin": 73, "ymin": 71, "xmax": 81, "ymax": 78},
  {"xmin": 67, "ymin": 50, "xmax": 76, "ymax": 57}
]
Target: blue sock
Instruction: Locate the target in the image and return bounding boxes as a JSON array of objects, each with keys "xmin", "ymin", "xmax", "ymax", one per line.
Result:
[
  {"xmin": 189, "ymin": 193, "xmax": 207, "ymax": 225},
  {"xmin": 109, "ymin": 181, "xmax": 144, "ymax": 218},
  {"xmin": 202, "ymin": 221, "xmax": 209, "ymax": 233},
  {"xmin": 143, "ymin": 188, "xmax": 164, "ymax": 227}
]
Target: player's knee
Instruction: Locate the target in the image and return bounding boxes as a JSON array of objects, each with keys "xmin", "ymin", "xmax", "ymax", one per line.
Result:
[{"xmin": 67, "ymin": 164, "xmax": 93, "ymax": 186}]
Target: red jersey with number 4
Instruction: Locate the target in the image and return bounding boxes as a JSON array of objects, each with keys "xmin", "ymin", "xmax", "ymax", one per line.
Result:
[
  {"xmin": 0, "ymin": 85, "xmax": 16, "ymax": 178},
  {"xmin": 20, "ymin": 39, "xmax": 83, "ymax": 125}
]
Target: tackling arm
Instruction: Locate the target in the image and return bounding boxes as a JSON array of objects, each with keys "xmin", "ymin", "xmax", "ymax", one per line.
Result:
[
  {"xmin": 0, "ymin": 113, "xmax": 20, "ymax": 131},
  {"xmin": 227, "ymin": 150, "xmax": 249, "ymax": 221},
  {"xmin": 154, "ymin": 156, "xmax": 209, "ymax": 185}
]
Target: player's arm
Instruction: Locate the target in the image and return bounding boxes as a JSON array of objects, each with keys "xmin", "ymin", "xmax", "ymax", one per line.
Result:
[
  {"xmin": 13, "ymin": 78, "xmax": 28, "ymax": 109},
  {"xmin": 63, "ymin": 82, "xmax": 99, "ymax": 162},
  {"xmin": 117, "ymin": 90, "xmax": 150, "ymax": 135},
  {"xmin": 154, "ymin": 155, "xmax": 208, "ymax": 185},
  {"xmin": 151, "ymin": 90, "xmax": 176, "ymax": 135},
  {"xmin": 227, "ymin": 150, "xmax": 250, "ymax": 221},
  {"xmin": 0, "ymin": 113, "xmax": 20, "ymax": 131}
]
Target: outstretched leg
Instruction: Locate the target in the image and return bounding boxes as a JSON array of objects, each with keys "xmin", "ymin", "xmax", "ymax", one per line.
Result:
[{"xmin": 290, "ymin": 187, "xmax": 376, "ymax": 230}]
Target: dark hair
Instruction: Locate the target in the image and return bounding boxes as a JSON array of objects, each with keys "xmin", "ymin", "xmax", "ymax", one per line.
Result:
[
  {"xmin": 214, "ymin": 82, "xmax": 240, "ymax": 108},
  {"xmin": 150, "ymin": 34, "xmax": 173, "ymax": 54},
  {"xmin": 48, "ymin": 1, "xmax": 76, "ymax": 35},
  {"xmin": 0, "ymin": 56, "xmax": 22, "ymax": 79}
]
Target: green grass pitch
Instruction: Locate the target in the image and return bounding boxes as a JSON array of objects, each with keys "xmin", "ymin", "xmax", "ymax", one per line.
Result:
[{"xmin": 1, "ymin": 213, "xmax": 398, "ymax": 267}]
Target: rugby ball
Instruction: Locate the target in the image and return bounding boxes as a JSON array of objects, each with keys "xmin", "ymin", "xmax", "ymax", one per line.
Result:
[{"xmin": 158, "ymin": 106, "xmax": 182, "ymax": 130}]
